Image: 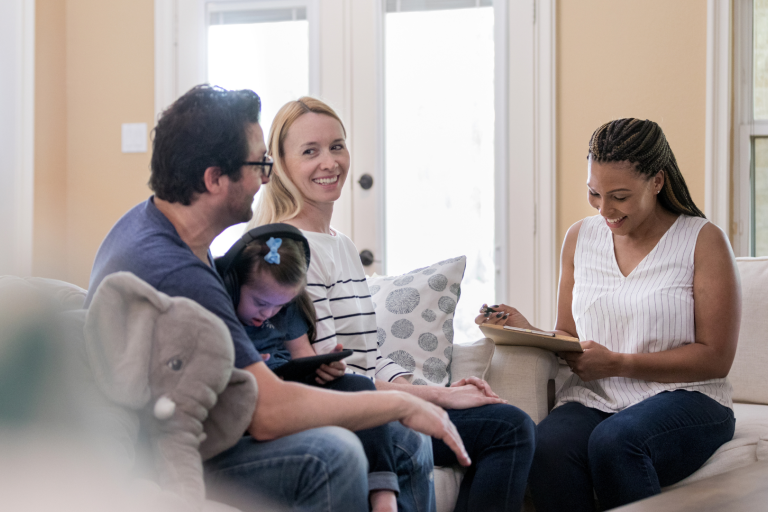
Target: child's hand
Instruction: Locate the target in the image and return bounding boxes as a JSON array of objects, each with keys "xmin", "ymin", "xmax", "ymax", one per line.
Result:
[{"xmin": 315, "ymin": 344, "xmax": 347, "ymax": 384}]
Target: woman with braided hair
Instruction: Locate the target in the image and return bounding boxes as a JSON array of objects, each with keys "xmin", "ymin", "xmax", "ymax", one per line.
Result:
[{"xmin": 477, "ymin": 118, "xmax": 740, "ymax": 510}]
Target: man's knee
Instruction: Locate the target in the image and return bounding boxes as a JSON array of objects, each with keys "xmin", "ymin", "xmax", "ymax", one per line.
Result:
[
  {"xmin": 392, "ymin": 424, "xmax": 434, "ymax": 469},
  {"xmin": 311, "ymin": 426, "xmax": 368, "ymax": 471}
]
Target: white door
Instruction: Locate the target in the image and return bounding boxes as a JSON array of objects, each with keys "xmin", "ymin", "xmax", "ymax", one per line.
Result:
[
  {"xmin": 355, "ymin": 0, "xmax": 498, "ymax": 345},
  {"xmin": 156, "ymin": 0, "xmax": 557, "ymax": 331}
]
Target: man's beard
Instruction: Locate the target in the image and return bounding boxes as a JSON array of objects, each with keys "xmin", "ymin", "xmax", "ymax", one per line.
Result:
[{"xmin": 226, "ymin": 184, "xmax": 254, "ymax": 225}]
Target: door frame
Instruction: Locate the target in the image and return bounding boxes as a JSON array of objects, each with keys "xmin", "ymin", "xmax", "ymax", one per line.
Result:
[{"xmin": 1, "ymin": 0, "xmax": 35, "ymax": 276}]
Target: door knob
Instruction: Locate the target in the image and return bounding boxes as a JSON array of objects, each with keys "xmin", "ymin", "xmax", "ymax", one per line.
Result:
[
  {"xmin": 358, "ymin": 174, "xmax": 374, "ymax": 190},
  {"xmin": 359, "ymin": 249, "xmax": 374, "ymax": 266}
]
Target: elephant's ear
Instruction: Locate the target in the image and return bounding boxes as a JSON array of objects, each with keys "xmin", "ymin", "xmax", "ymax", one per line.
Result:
[
  {"xmin": 85, "ymin": 272, "xmax": 173, "ymax": 409},
  {"xmin": 199, "ymin": 368, "xmax": 258, "ymax": 460}
]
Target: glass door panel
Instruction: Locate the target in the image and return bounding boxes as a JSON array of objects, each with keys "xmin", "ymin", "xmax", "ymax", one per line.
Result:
[
  {"xmin": 207, "ymin": 4, "xmax": 310, "ymax": 256},
  {"xmin": 753, "ymin": 137, "xmax": 768, "ymax": 256},
  {"xmin": 384, "ymin": 3, "xmax": 495, "ymax": 344}
]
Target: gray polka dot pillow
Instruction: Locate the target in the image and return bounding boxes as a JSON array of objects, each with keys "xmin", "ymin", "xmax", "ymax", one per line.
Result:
[{"xmin": 368, "ymin": 256, "xmax": 466, "ymax": 387}]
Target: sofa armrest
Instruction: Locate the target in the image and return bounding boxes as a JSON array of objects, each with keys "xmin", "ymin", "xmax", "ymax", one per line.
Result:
[{"xmin": 486, "ymin": 345, "xmax": 559, "ymax": 424}]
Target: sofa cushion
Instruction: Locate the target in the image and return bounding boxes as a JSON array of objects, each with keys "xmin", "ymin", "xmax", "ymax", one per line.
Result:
[
  {"xmin": 26, "ymin": 277, "xmax": 87, "ymax": 311},
  {"xmin": 665, "ymin": 403, "xmax": 768, "ymax": 489},
  {"xmin": 368, "ymin": 256, "xmax": 466, "ymax": 386},
  {"xmin": 449, "ymin": 337, "xmax": 495, "ymax": 384},
  {"xmin": 731, "ymin": 257, "xmax": 768, "ymax": 405},
  {"xmin": 434, "ymin": 466, "xmax": 465, "ymax": 512}
]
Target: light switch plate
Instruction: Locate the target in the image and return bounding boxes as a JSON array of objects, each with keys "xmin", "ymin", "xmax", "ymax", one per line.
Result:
[{"xmin": 122, "ymin": 123, "xmax": 148, "ymax": 153}]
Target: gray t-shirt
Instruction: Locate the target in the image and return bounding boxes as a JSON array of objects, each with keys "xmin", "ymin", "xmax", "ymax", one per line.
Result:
[{"xmin": 85, "ymin": 197, "xmax": 262, "ymax": 369}]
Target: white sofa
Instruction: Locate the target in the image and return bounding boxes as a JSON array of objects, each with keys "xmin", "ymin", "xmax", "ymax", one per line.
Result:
[
  {"xmin": 9, "ymin": 258, "xmax": 767, "ymax": 512},
  {"xmin": 434, "ymin": 256, "xmax": 768, "ymax": 511}
]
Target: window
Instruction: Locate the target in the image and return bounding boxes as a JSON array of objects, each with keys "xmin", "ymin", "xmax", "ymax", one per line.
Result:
[
  {"xmin": 752, "ymin": 0, "xmax": 768, "ymax": 255},
  {"xmin": 383, "ymin": 0, "xmax": 496, "ymax": 344},
  {"xmin": 735, "ymin": 0, "xmax": 768, "ymax": 256},
  {"xmin": 206, "ymin": 1, "xmax": 314, "ymax": 257}
]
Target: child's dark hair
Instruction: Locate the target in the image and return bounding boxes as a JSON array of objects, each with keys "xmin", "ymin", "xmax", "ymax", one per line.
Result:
[{"xmin": 230, "ymin": 237, "xmax": 317, "ymax": 341}]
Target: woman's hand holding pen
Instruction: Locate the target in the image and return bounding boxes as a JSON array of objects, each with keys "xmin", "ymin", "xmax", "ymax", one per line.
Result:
[{"xmin": 474, "ymin": 303, "xmax": 536, "ymax": 331}]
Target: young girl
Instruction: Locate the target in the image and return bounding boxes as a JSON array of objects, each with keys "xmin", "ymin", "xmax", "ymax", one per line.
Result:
[{"xmin": 216, "ymin": 224, "xmax": 434, "ymax": 512}]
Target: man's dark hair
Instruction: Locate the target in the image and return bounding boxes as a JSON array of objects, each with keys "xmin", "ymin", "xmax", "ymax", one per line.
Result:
[{"xmin": 150, "ymin": 85, "xmax": 262, "ymax": 205}]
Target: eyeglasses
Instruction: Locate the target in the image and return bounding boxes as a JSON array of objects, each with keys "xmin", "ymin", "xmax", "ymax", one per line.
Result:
[{"xmin": 242, "ymin": 156, "xmax": 274, "ymax": 179}]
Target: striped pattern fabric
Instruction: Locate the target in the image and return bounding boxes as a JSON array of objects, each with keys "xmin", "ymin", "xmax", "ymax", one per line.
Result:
[
  {"xmin": 558, "ymin": 214, "xmax": 733, "ymax": 413},
  {"xmin": 303, "ymin": 229, "xmax": 410, "ymax": 382}
]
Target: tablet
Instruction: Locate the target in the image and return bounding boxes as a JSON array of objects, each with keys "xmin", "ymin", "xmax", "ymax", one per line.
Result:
[{"xmin": 273, "ymin": 350, "xmax": 354, "ymax": 384}]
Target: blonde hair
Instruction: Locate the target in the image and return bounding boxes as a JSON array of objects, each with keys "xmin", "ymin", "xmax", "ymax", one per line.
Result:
[{"xmin": 250, "ymin": 97, "xmax": 347, "ymax": 228}]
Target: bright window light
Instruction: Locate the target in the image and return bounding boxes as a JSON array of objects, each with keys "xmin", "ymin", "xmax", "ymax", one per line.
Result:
[
  {"xmin": 207, "ymin": 11, "xmax": 309, "ymax": 256},
  {"xmin": 384, "ymin": 6, "xmax": 495, "ymax": 344}
]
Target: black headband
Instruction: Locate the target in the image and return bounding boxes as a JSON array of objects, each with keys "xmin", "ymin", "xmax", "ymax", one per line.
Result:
[{"xmin": 215, "ymin": 224, "xmax": 312, "ymax": 310}]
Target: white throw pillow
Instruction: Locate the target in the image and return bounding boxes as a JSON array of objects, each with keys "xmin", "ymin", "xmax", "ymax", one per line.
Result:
[{"xmin": 368, "ymin": 256, "xmax": 466, "ymax": 386}]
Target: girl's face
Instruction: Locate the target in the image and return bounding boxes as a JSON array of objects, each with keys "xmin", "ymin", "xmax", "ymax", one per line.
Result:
[
  {"xmin": 587, "ymin": 158, "xmax": 664, "ymax": 235},
  {"xmin": 281, "ymin": 112, "xmax": 350, "ymax": 207},
  {"xmin": 236, "ymin": 270, "xmax": 303, "ymax": 327}
]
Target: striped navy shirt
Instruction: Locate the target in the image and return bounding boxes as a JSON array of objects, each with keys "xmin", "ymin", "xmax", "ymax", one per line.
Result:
[
  {"xmin": 303, "ymin": 229, "xmax": 412, "ymax": 382},
  {"xmin": 558, "ymin": 214, "xmax": 733, "ymax": 413}
]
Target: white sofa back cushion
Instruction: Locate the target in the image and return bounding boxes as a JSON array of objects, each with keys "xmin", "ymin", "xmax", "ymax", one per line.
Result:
[{"xmin": 731, "ymin": 257, "xmax": 768, "ymax": 405}]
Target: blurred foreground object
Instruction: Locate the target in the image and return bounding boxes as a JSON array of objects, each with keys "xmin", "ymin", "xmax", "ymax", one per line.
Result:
[{"xmin": 0, "ymin": 274, "xmax": 271, "ymax": 512}]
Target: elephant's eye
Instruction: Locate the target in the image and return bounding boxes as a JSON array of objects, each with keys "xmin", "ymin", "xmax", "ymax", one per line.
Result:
[{"xmin": 168, "ymin": 358, "xmax": 183, "ymax": 371}]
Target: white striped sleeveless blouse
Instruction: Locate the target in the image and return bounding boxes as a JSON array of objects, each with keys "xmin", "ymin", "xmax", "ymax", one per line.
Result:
[{"xmin": 557, "ymin": 214, "xmax": 733, "ymax": 413}]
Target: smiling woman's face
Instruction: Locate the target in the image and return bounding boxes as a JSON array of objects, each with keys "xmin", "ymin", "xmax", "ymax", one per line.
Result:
[
  {"xmin": 281, "ymin": 112, "xmax": 350, "ymax": 207},
  {"xmin": 586, "ymin": 158, "xmax": 664, "ymax": 235}
]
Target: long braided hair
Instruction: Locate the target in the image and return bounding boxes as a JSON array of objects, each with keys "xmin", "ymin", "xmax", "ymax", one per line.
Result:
[{"xmin": 588, "ymin": 118, "xmax": 705, "ymax": 218}]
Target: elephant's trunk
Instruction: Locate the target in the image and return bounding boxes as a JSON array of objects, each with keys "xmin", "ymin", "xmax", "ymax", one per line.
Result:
[{"xmin": 149, "ymin": 396, "xmax": 207, "ymax": 503}]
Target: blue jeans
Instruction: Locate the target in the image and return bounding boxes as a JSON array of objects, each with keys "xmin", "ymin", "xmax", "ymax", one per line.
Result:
[
  {"xmin": 204, "ymin": 426, "xmax": 369, "ymax": 512},
  {"xmin": 529, "ymin": 390, "xmax": 735, "ymax": 511},
  {"xmin": 323, "ymin": 375, "xmax": 435, "ymax": 512},
  {"xmin": 432, "ymin": 404, "xmax": 536, "ymax": 512}
]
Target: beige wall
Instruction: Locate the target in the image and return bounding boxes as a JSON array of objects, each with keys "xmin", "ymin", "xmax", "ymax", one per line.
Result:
[
  {"xmin": 34, "ymin": 0, "xmax": 155, "ymax": 288},
  {"xmin": 34, "ymin": 0, "xmax": 68, "ymax": 279},
  {"xmin": 557, "ymin": 0, "xmax": 708, "ymax": 248}
]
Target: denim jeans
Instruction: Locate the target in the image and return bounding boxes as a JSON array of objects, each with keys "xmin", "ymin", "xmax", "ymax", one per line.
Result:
[
  {"xmin": 204, "ymin": 426, "xmax": 369, "ymax": 512},
  {"xmin": 323, "ymin": 375, "xmax": 435, "ymax": 512},
  {"xmin": 431, "ymin": 404, "xmax": 536, "ymax": 512},
  {"xmin": 529, "ymin": 390, "xmax": 736, "ymax": 511}
]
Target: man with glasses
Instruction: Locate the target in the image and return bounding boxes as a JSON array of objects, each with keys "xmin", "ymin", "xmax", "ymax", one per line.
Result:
[{"xmin": 85, "ymin": 85, "xmax": 468, "ymax": 512}]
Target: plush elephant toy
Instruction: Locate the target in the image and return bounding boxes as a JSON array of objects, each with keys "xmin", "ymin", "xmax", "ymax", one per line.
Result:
[{"xmin": 84, "ymin": 272, "xmax": 257, "ymax": 505}]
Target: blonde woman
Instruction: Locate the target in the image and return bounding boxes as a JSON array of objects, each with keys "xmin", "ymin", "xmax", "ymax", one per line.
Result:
[{"xmin": 250, "ymin": 97, "xmax": 535, "ymax": 512}]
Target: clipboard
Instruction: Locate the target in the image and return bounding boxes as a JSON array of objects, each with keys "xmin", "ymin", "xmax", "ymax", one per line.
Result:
[{"xmin": 479, "ymin": 324, "xmax": 583, "ymax": 353}]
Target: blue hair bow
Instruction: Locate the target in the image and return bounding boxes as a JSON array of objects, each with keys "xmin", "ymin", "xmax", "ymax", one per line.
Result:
[{"xmin": 264, "ymin": 237, "xmax": 282, "ymax": 265}]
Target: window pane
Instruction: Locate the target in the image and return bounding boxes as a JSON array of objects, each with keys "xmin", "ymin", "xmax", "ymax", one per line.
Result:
[
  {"xmin": 207, "ymin": 11, "xmax": 309, "ymax": 256},
  {"xmin": 384, "ymin": 6, "xmax": 495, "ymax": 344},
  {"xmin": 754, "ymin": 0, "xmax": 768, "ymax": 119},
  {"xmin": 754, "ymin": 137, "xmax": 768, "ymax": 255}
]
